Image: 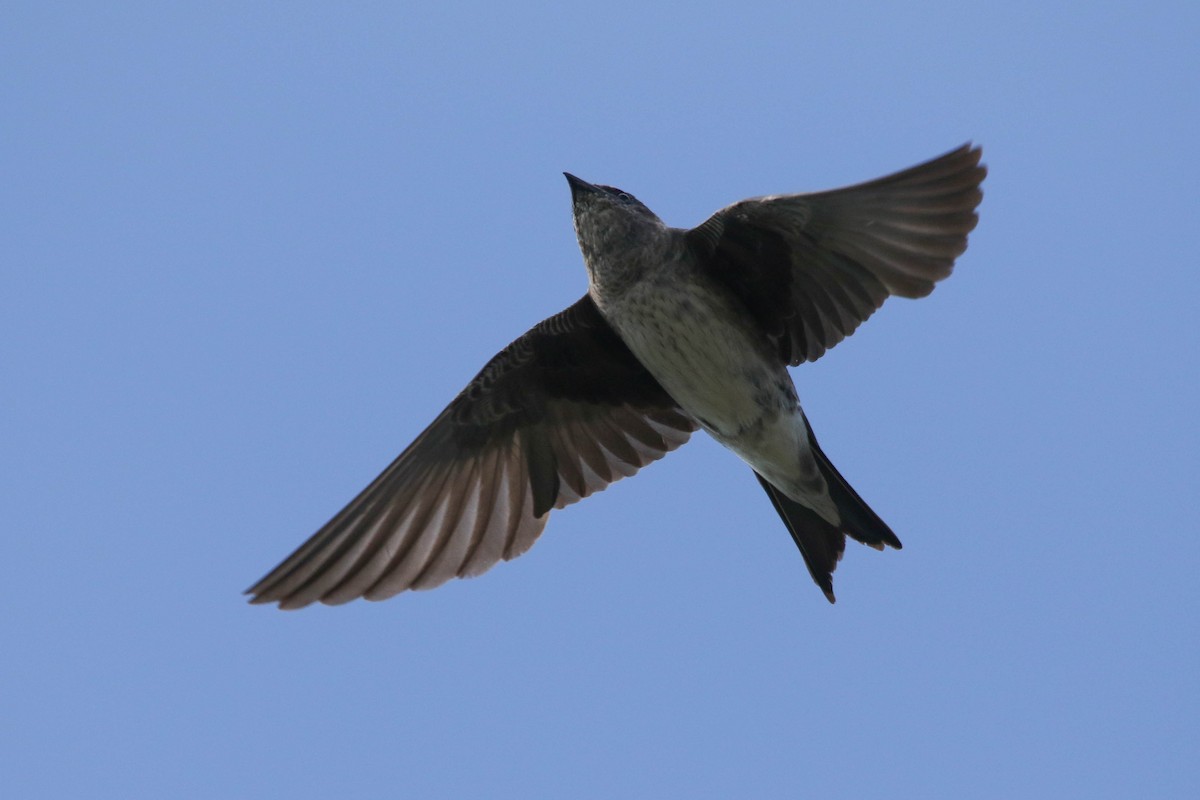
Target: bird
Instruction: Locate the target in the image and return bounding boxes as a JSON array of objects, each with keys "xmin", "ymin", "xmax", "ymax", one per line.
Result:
[{"xmin": 247, "ymin": 144, "xmax": 985, "ymax": 609}]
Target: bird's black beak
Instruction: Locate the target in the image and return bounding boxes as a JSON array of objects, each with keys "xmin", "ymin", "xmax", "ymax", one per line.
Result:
[{"xmin": 564, "ymin": 172, "xmax": 602, "ymax": 200}]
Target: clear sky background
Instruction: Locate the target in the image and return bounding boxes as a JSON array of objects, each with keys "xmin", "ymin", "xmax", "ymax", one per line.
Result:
[{"xmin": 4, "ymin": 3, "xmax": 1197, "ymax": 797}]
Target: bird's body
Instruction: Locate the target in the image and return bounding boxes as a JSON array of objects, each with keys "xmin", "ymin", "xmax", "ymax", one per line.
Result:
[
  {"xmin": 248, "ymin": 145, "xmax": 986, "ymax": 609},
  {"xmin": 590, "ymin": 233, "xmax": 834, "ymax": 522}
]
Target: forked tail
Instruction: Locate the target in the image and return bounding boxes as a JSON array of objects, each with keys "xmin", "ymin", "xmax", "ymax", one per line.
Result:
[{"xmin": 755, "ymin": 416, "xmax": 901, "ymax": 602}]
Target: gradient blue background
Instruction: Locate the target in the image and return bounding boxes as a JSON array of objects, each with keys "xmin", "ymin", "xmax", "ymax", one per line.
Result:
[{"xmin": 4, "ymin": 3, "xmax": 1197, "ymax": 797}]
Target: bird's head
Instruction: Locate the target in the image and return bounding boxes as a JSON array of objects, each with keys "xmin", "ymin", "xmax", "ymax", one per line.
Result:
[{"xmin": 563, "ymin": 174, "xmax": 666, "ymax": 286}]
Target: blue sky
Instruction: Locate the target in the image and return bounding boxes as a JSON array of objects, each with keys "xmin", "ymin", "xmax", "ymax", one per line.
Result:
[{"xmin": 4, "ymin": 2, "xmax": 1197, "ymax": 797}]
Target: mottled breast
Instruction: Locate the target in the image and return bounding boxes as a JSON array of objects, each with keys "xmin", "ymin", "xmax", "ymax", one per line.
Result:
[{"xmin": 597, "ymin": 260, "xmax": 796, "ymax": 439}]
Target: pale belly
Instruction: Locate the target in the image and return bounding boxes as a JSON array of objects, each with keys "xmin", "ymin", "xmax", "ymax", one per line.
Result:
[
  {"xmin": 597, "ymin": 275, "xmax": 834, "ymax": 517},
  {"xmin": 606, "ymin": 278, "xmax": 791, "ymax": 434}
]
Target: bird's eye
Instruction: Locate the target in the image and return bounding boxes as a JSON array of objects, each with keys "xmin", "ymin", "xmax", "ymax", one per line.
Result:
[{"xmin": 600, "ymin": 185, "xmax": 635, "ymax": 203}]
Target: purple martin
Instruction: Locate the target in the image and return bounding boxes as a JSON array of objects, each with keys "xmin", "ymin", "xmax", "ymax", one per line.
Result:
[{"xmin": 247, "ymin": 144, "xmax": 985, "ymax": 609}]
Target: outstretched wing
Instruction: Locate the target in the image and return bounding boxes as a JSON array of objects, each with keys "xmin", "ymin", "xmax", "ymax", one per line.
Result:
[
  {"xmin": 247, "ymin": 295, "xmax": 696, "ymax": 609},
  {"xmin": 687, "ymin": 144, "xmax": 986, "ymax": 365}
]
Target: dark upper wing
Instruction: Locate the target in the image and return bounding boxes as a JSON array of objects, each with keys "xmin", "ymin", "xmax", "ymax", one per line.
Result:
[
  {"xmin": 687, "ymin": 144, "xmax": 986, "ymax": 365},
  {"xmin": 247, "ymin": 295, "xmax": 696, "ymax": 609}
]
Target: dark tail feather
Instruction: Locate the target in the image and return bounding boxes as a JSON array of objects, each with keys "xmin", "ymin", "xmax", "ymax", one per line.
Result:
[
  {"xmin": 755, "ymin": 472, "xmax": 844, "ymax": 603},
  {"xmin": 756, "ymin": 416, "xmax": 903, "ymax": 602},
  {"xmin": 801, "ymin": 415, "xmax": 902, "ymax": 552}
]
